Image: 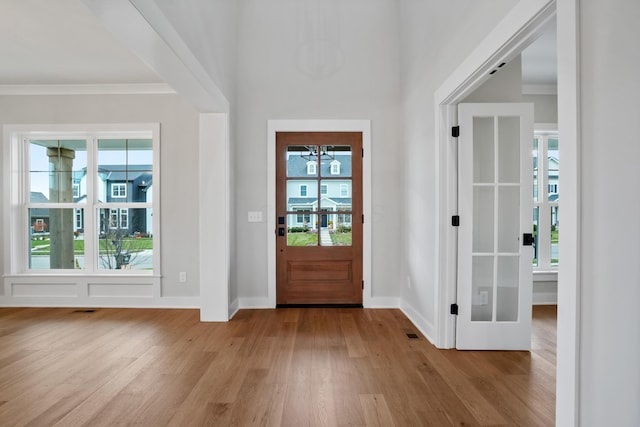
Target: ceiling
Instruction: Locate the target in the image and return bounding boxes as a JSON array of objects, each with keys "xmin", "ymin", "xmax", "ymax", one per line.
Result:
[
  {"xmin": 0, "ymin": 0, "xmax": 161, "ymax": 85},
  {"xmin": 0, "ymin": 0, "xmax": 557, "ymax": 88}
]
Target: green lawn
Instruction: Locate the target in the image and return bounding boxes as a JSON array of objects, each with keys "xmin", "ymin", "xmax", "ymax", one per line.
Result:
[
  {"xmin": 287, "ymin": 233, "xmax": 318, "ymax": 246},
  {"xmin": 330, "ymin": 232, "xmax": 352, "ymax": 246},
  {"xmin": 31, "ymin": 237, "xmax": 153, "ymax": 254}
]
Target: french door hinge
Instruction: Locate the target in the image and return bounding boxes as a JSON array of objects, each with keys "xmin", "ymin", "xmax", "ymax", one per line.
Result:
[
  {"xmin": 451, "ymin": 126, "xmax": 460, "ymax": 138},
  {"xmin": 362, "ymin": 148, "xmax": 364, "ymax": 157},
  {"xmin": 362, "ymin": 280, "xmax": 364, "ymax": 290},
  {"xmin": 362, "ymin": 214, "xmax": 365, "ymax": 224},
  {"xmin": 450, "ymin": 303, "xmax": 459, "ymax": 315},
  {"xmin": 452, "ymin": 215, "xmax": 460, "ymax": 227}
]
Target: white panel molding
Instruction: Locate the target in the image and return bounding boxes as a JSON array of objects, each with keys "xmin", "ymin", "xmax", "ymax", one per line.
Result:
[
  {"xmin": 266, "ymin": 120, "xmax": 372, "ymax": 308},
  {"xmin": 0, "ymin": 83, "xmax": 175, "ymax": 96},
  {"xmin": 228, "ymin": 298, "xmax": 240, "ymax": 319},
  {"xmin": 1, "ymin": 275, "xmax": 199, "ymax": 308}
]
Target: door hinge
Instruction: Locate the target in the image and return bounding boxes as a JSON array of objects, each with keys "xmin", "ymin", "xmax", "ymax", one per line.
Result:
[
  {"xmin": 451, "ymin": 126, "xmax": 460, "ymax": 138},
  {"xmin": 450, "ymin": 303, "xmax": 459, "ymax": 315},
  {"xmin": 451, "ymin": 215, "xmax": 460, "ymax": 227},
  {"xmin": 362, "ymin": 214, "xmax": 365, "ymax": 224},
  {"xmin": 362, "ymin": 280, "xmax": 364, "ymax": 290},
  {"xmin": 362, "ymin": 148, "xmax": 364, "ymax": 157}
]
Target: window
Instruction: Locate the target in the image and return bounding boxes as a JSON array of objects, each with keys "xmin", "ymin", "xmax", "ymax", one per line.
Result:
[
  {"xmin": 296, "ymin": 209, "xmax": 311, "ymax": 225},
  {"xmin": 321, "ymin": 184, "xmax": 328, "ymax": 195},
  {"xmin": 330, "ymin": 160, "xmax": 341, "ymax": 175},
  {"xmin": 111, "ymin": 183, "xmax": 127, "ymax": 199},
  {"xmin": 306, "ymin": 161, "xmax": 317, "ymax": 175},
  {"xmin": 300, "ymin": 185, "xmax": 307, "ymax": 197},
  {"xmin": 6, "ymin": 125, "xmax": 158, "ymax": 274},
  {"xmin": 533, "ymin": 131, "xmax": 559, "ymax": 269},
  {"xmin": 340, "ymin": 184, "xmax": 349, "ymax": 197}
]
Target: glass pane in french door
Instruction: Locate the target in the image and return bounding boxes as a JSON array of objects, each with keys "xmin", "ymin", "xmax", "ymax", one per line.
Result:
[{"xmin": 551, "ymin": 206, "xmax": 559, "ymax": 265}]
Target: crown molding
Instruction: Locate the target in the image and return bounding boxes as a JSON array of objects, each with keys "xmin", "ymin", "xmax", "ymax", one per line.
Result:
[{"xmin": 0, "ymin": 83, "xmax": 175, "ymax": 96}]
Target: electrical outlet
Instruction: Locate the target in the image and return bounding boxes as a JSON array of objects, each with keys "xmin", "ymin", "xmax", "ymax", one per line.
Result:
[
  {"xmin": 179, "ymin": 272, "xmax": 187, "ymax": 283},
  {"xmin": 480, "ymin": 291, "xmax": 489, "ymax": 305}
]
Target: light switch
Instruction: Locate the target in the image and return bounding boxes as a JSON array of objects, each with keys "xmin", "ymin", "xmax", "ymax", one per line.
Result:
[{"xmin": 247, "ymin": 211, "xmax": 263, "ymax": 222}]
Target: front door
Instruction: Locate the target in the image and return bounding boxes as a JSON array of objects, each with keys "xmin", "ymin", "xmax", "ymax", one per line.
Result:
[
  {"xmin": 456, "ymin": 103, "xmax": 534, "ymax": 350},
  {"xmin": 276, "ymin": 132, "xmax": 363, "ymax": 305}
]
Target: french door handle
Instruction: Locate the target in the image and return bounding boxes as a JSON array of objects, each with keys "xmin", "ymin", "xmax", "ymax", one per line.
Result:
[{"xmin": 523, "ymin": 233, "xmax": 534, "ymax": 246}]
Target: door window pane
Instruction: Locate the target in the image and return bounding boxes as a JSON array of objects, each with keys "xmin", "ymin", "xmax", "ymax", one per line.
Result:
[
  {"xmin": 320, "ymin": 145, "xmax": 351, "ymax": 177},
  {"xmin": 551, "ymin": 206, "xmax": 559, "ymax": 266},
  {"xmin": 471, "ymin": 256, "xmax": 494, "ymax": 321},
  {"xmin": 498, "ymin": 186, "xmax": 520, "ymax": 253},
  {"xmin": 533, "ymin": 207, "xmax": 539, "ymax": 266},
  {"xmin": 286, "ymin": 214, "xmax": 318, "ymax": 246},
  {"xmin": 287, "ymin": 145, "xmax": 319, "ymax": 177},
  {"xmin": 473, "ymin": 186, "xmax": 494, "ymax": 253},
  {"xmin": 496, "ymin": 256, "xmax": 519, "ymax": 321},
  {"xmin": 548, "ymin": 137, "xmax": 559, "ymax": 202},
  {"xmin": 533, "ymin": 137, "xmax": 539, "ymax": 202},
  {"xmin": 498, "ymin": 117, "xmax": 520, "ymax": 183},
  {"xmin": 473, "ymin": 117, "xmax": 494, "ymax": 183}
]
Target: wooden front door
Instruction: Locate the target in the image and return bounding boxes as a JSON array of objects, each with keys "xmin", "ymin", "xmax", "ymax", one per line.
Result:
[{"xmin": 276, "ymin": 132, "xmax": 363, "ymax": 305}]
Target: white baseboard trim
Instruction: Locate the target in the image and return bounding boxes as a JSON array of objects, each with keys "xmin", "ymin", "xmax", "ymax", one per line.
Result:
[
  {"xmin": 364, "ymin": 297, "xmax": 400, "ymax": 308},
  {"xmin": 238, "ymin": 297, "xmax": 273, "ymax": 309},
  {"xmin": 229, "ymin": 298, "xmax": 240, "ymax": 319},
  {"xmin": 533, "ymin": 293, "xmax": 558, "ymax": 305},
  {"xmin": 400, "ymin": 300, "xmax": 437, "ymax": 345}
]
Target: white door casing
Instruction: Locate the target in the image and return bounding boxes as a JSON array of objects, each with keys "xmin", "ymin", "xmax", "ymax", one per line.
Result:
[{"xmin": 456, "ymin": 103, "xmax": 534, "ymax": 350}]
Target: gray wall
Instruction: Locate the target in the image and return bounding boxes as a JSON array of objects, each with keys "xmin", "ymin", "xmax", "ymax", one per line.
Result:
[
  {"xmin": 523, "ymin": 94, "xmax": 558, "ymax": 123},
  {"xmin": 579, "ymin": 0, "xmax": 640, "ymax": 423},
  {"xmin": 399, "ymin": 0, "xmax": 519, "ymax": 332},
  {"xmin": 0, "ymin": 94, "xmax": 201, "ymax": 297},
  {"xmin": 234, "ymin": 0, "xmax": 404, "ymax": 301}
]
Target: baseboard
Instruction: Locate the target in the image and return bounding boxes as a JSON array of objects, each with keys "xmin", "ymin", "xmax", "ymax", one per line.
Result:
[
  {"xmin": 400, "ymin": 300, "xmax": 437, "ymax": 345},
  {"xmin": 364, "ymin": 296, "xmax": 400, "ymax": 308},
  {"xmin": 228, "ymin": 298, "xmax": 240, "ymax": 319},
  {"xmin": 533, "ymin": 292, "xmax": 558, "ymax": 305},
  {"xmin": 0, "ymin": 295, "xmax": 200, "ymax": 309},
  {"xmin": 238, "ymin": 297, "xmax": 273, "ymax": 309}
]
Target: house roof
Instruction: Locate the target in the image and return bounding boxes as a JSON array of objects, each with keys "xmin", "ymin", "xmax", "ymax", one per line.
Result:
[
  {"xmin": 286, "ymin": 154, "xmax": 352, "ymax": 177},
  {"xmin": 288, "ymin": 197, "xmax": 352, "ymax": 206},
  {"xmin": 97, "ymin": 164, "xmax": 152, "ymax": 184}
]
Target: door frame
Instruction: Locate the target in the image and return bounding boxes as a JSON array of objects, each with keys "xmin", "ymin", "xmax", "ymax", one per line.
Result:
[
  {"xmin": 432, "ymin": 0, "xmax": 581, "ymax": 424},
  {"xmin": 267, "ymin": 120, "xmax": 372, "ymax": 307}
]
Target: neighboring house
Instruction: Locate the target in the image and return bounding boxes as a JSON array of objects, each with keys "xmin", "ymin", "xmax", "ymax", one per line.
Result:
[
  {"xmin": 73, "ymin": 165, "xmax": 153, "ymax": 236},
  {"xmin": 29, "ymin": 192, "xmax": 50, "ymax": 233},
  {"xmin": 286, "ymin": 154, "xmax": 352, "ymax": 228}
]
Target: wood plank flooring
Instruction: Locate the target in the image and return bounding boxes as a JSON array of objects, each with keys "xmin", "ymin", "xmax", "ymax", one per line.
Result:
[{"xmin": 0, "ymin": 306, "xmax": 556, "ymax": 426}]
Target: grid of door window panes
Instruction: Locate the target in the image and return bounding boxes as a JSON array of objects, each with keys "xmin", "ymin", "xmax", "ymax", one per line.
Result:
[{"xmin": 285, "ymin": 145, "xmax": 353, "ymax": 247}]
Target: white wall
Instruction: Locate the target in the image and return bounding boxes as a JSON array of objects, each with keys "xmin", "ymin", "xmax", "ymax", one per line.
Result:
[
  {"xmin": 150, "ymin": 0, "xmax": 238, "ymax": 105},
  {"xmin": 579, "ymin": 0, "xmax": 640, "ymax": 423},
  {"xmin": 523, "ymin": 94, "xmax": 558, "ymax": 123},
  {"xmin": 398, "ymin": 0, "xmax": 519, "ymax": 338},
  {"xmin": 234, "ymin": 0, "xmax": 403, "ymax": 303},
  {"xmin": 0, "ymin": 94, "xmax": 201, "ymax": 299},
  {"xmin": 463, "ymin": 55, "xmax": 523, "ymax": 103}
]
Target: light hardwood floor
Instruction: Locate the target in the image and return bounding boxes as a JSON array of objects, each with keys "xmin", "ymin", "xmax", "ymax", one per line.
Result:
[{"xmin": 0, "ymin": 305, "xmax": 556, "ymax": 426}]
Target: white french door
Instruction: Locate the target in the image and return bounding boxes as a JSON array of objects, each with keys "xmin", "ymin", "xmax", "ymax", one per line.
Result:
[{"xmin": 456, "ymin": 103, "xmax": 534, "ymax": 350}]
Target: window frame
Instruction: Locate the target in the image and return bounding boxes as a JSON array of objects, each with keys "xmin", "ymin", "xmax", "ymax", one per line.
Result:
[
  {"xmin": 533, "ymin": 129, "xmax": 559, "ymax": 271},
  {"xmin": 111, "ymin": 183, "xmax": 127, "ymax": 199},
  {"xmin": 3, "ymin": 123, "xmax": 160, "ymax": 276},
  {"xmin": 300, "ymin": 184, "xmax": 307, "ymax": 197}
]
